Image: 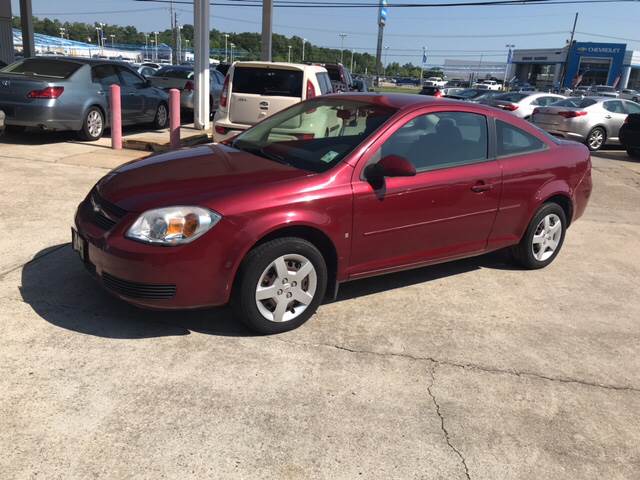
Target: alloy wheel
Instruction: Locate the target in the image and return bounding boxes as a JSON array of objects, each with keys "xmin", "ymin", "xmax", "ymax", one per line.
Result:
[
  {"xmin": 255, "ymin": 254, "xmax": 317, "ymax": 323},
  {"xmin": 87, "ymin": 110, "xmax": 103, "ymax": 138},
  {"xmin": 531, "ymin": 213, "xmax": 562, "ymax": 262},
  {"xmin": 157, "ymin": 104, "xmax": 168, "ymax": 128},
  {"xmin": 588, "ymin": 129, "xmax": 604, "ymax": 150}
]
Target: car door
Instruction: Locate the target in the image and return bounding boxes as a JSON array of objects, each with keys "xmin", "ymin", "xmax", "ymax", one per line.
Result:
[
  {"xmin": 349, "ymin": 109, "xmax": 502, "ymax": 277},
  {"xmin": 602, "ymin": 100, "xmax": 628, "ymax": 141},
  {"xmin": 90, "ymin": 64, "xmax": 120, "ymax": 116},
  {"xmin": 117, "ymin": 67, "xmax": 148, "ymax": 124}
]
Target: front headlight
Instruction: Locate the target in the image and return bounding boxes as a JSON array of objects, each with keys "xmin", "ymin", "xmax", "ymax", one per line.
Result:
[{"xmin": 126, "ymin": 206, "xmax": 221, "ymax": 246}]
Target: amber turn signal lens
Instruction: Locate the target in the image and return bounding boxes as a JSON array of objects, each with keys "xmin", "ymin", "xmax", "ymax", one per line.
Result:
[{"xmin": 183, "ymin": 213, "xmax": 199, "ymax": 237}]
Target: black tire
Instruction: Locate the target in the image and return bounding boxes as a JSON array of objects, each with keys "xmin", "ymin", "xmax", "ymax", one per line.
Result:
[
  {"xmin": 5, "ymin": 125, "xmax": 26, "ymax": 134},
  {"xmin": 78, "ymin": 107, "xmax": 104, "ymax": 141},
  {"xmin": 153, "ymin": 102, "xmax": 169, "ymax": 129},
  {"xmin": 511, "ymin": 202, "xmax": 567, "ymax": 270},
  {"xmin": 231, "ymin": 237, "xmax": 328, "ymax": 334},
  {"xmin": 585, "ymin": 126, "xmax": 606, "ymax": 152},
  {"xmin": 626, "ymin": 147, "xmax": 640, "ymax": 159}
]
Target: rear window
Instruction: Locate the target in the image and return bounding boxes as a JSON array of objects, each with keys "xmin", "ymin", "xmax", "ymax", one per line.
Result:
[
  {"xmin": 154, "ymin": 67, "xmax": 193, "ymax": 79},
  {"xmin": 494, "ymin": 93, "xmax": 528, "ymax": 102},
  {"xmin": 2, "ymin": 59, "xmax": 82, "ymax": 79},
  {"xmin": 553, "ymin": 98, "xmax": 597, "ymax": 108},
  {"xmin": 232, "ymin": 67, "xmax": 303, "ymax": 97},
  {"xmin": 324, "ymin": 65, "xmax": 341, "ymax": 83}
]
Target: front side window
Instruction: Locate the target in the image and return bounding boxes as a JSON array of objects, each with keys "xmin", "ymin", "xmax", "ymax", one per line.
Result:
[
  {"xmin": 376, "ymin": 111, "xmax": 488, "ymax": 172},
  {"xmin": 496, "ymin": 120, "xmax": 546, "ymax": 157},
  {"xmin": 118, "ymin": 68, "xmax": 146, "ymax": 88},
  {"xmin": 625, "ymin": 101, "xmax": 640, "ymax": 114},
  {"xmin": 603, "ymin": 100, "xmax": 625, "ymax": 113},
  {"xmin": 232, "ymin": 99, "xmax": 396, "ymax": 173}
]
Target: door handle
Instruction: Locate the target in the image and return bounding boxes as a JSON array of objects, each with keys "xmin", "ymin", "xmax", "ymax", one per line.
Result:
[
  {"xmin": 605, "ymin": 115, "xmax": 612, "ymax": 119},
  {"xmin": 471, "ymin": 181, "xmax": 493, "ymax": 193}
]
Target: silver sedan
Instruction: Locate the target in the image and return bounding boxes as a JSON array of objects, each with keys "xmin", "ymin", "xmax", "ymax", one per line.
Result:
[
  {"xmin": 0, "ymin": 57, "xmax": 169, "ymax": 141},
  {"xmin": 532, "ymin": 97, "xmax": 640, "ymax": 151},
  {"xmin": 479, "ymin": 92, "xmax": 565, "ymax": 120},
  {"xmin": 148, "ymin": 65, "xmax": 225, "ymax": 114}
]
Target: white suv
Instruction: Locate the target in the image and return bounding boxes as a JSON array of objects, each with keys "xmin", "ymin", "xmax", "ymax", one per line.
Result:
[{"xmin": 213, "ymin": 62, "xmax": 333, "ymax": 143}]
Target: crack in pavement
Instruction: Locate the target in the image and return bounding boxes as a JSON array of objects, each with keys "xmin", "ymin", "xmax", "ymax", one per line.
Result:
[
  {"xmin": 271, "ymin": 337, "xmax": 640, "ymax": 394},
  {"xmin": 427, "ymin": 364, "xmax": 471, "ymax": 480}
]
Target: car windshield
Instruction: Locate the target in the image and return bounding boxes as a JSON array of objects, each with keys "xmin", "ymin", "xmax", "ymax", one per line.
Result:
[
  {"xmin": 494, "ymin": 93, "xmax": 529, "ymax": 102},
  {"xmin": 552, "ymin": 98, "xmax": 597, "ymax": 108},
  {"xmin": 232, "ymin": 99, "xmax": 397, "ymax": 173},
  {"xmin": 1, "ymin": 58, "xmax": 82, "ymax": 79}
]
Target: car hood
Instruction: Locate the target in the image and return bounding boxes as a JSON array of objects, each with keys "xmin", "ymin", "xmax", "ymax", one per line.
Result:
[{"xmin": 97, "ymin": 143, "xmax": 310, "ymax": 213}]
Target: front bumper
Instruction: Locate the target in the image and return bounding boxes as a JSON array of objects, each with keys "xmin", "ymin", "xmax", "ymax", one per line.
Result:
[{"xmin": 74, "ymin": 192, "xmax": 241, "ymax": 309}]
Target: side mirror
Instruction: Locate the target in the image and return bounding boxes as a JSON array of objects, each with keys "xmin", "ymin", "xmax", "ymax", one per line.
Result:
[{"xmin": 377, "ymin": 155, "xmax": 416, "ymax": 177}]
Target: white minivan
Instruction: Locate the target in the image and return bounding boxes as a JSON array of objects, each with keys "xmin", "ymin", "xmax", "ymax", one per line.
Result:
[{"xmin": 213, "ymin": 62, "xmax": 333, "ymax": 143}]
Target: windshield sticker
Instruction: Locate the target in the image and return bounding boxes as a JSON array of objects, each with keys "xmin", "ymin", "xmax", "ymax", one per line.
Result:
[{"xmin": 320, "ymin": 151, "xmax": 340, "ymax": 163}]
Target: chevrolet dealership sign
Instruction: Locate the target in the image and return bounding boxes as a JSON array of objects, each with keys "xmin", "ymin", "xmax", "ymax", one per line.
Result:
[{"xmin": 564, "ymin": 42, "xmax": 627, "ymax": 88}]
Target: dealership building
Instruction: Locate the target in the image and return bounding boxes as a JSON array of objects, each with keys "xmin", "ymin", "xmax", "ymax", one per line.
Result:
[{"xmin": 508, "ymin": 42, "xmax": 640, "ymax": 90}]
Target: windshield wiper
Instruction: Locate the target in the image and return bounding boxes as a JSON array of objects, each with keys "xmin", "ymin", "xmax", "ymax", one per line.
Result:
[{"xmin": 234, "ymin": 143, "xmax": 291, "ymax": 166}]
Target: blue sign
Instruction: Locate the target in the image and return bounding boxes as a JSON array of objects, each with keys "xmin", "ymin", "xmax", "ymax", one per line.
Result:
[
  {"xmin": 379, "ymin": 0, "xmax": 388, "ymax": 26},
  {"xmin": 564, "ymin": 42, "xmax": 626, "ymax": 88}
]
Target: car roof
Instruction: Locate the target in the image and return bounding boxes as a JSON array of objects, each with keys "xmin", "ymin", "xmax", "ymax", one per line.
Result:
[
  {"xmin": 234, "ymin": 61, "xmax": 326, "ymax": 72},
  {"xmin": 21, "ymin": 56, "xmax": 133, "ymax": 68},
  {"xmin": 328, "ymin": 92, "xmax": 501, "ymax": 113}
]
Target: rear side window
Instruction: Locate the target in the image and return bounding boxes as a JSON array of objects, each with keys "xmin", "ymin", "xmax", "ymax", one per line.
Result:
[
  {"xmin": 316, "ymin": 72, "xmax": 333, "ymax": 94},
  {"xmin": 92, "ymin": 65, "xmax": 120, "ymax": 86},
  {"xmin": 625, "ymin": 102, "xmax": 640, "ymax": 114},
  {"xmin": 154, "ymin": 67, "xmax": 193, "ymax": 79},
  {"xmin": 3, "ymin": 59, "xmax": 82, "ymax": 79},
  {"xmin": 497, "ymin": 120, "xmax": 546, "ymax": 157},
  {"xmin": 232, "ymin": 67, "xmax": 303, "ymax": 97},
  {"xmin": 554, "ymin": 98, "xmax": 597, "ymax": 108}
]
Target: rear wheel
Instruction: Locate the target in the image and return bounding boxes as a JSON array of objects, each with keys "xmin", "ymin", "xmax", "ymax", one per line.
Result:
[
  {"xmin": 231, "ymin": 237, "xmax": 327, "ymax": 334},
  {"xmin": 511, "ymin": 203, "xmax": 567, "ymax": 269},
  {"xmin": 153, "ymin": 102, "xmax": 168, "ymax": 129},
  {"xmin": 78, "ymin": 107, "xmax": 104, "ymax": 141},
  {"xmin": 586, "ymin": 127, "xmax": 606, "ymax": 151}
]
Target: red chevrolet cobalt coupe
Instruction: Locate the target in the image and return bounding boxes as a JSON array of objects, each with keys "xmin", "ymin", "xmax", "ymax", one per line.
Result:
[{"xmin": 73, "ymin": 94, "xmax": 592, "ymax": 333}]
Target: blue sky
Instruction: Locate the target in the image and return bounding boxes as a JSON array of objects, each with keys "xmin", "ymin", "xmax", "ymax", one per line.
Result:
[{"xmin": 10, "ymin": 0, "xmax": 640, "ymax": 65}]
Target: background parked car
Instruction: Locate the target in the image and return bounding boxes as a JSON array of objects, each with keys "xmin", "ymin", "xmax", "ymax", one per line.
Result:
[
  {"xmin": 479, "ymin": 92, "xmax": 565, "ymax": 119},
  {"xmin": 473, "ymin": 79, "xmax": 502, "ymax": 91},
  {"xmin": 587, "ymin": 85, "xmax": 619, "ymax": 98},
  {"xmin": 0, "ymin": 57, "xmax": 169, "ymax": 140},
  {"xmin": 213, "ymin": 61, "xmax": 332, "ymax": 142},
  {"xmin": 619, "ymin": 89, "xmax": 640, "ymax": 103},
  {"xmin": 148, "ymin": 65, "xmax": 225, "ymax": 114},
  {"xmin": 619, "ymin": 113, "xmax": 640, "ymax": 158},
  {"xmin": 444, "ymin": 88, "xmax": 501, "ymax": 103},
  {"xmin": 352, "ymin": 78, "xmax": 368, "ymax": 92},
  {"xmin": 422, "ymin": 77, "xmax": 447, "ymax": 87},
  {"xmin": 419, "ymin": 85, "xmax": 445, "ymax": 97},
  {"xmin": 322, "ymin": 63, "xmax": 354, "ymax": 92},
  {"xmin": 532, "ymin": 97, "xmax": 640, "ymax": 151}
]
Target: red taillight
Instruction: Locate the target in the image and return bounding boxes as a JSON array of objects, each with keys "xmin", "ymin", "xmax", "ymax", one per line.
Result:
[
  {"xmin": 306, "ymin": 79, "xmax": 316, "ymax": 99},
  {"xmin": 558, "ymin": 110, "xmax": 587, "ymax": 118},
  {"xmin": 623, "ymin": 115, "xmax": 629, "ymax": 124},
  {"xmin": 434, "ymin": 90, "xmax": 443, "ymax": 98},
  {"xmin": 499, "ymin": 103, "xmax": 519, "ymax": 111},
  {"xmin": 293, "ymin": 133, "xmax": 315, "ymax": 140},
  {"xmin": 220, "ymin": 75, "xmax": 230, "ymax": 108},
  {"xmin": 184, "ymin": 80, "xmax": 194, "ymax": 92},
  {"xmin": 215, "ymin": 125, "xmax": 228, "ymax": 135},
  {"xmin": 27, "ymin": 86, "xmax": 64, "ymax": 99}
]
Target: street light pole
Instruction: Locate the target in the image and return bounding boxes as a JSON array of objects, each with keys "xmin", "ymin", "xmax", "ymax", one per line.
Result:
[
  {"xmin": 302, "ymin": 38, "xmax": 306, "ymax": 62},
  {"xmin": 350, "ymin": 50, "xmax": 354, "ymax": 72},
  {"xmin": 110, "ymin": 34, "xmax": 115, "ymax": 48},
  {"xmin": 288, "ymin": 45, "xmax": 292, "ymax": 63},
  {"xmin": 338, "ymin": 33, "xmax": 347, "ymax": 64},
  {"xmin": 144, "ymin": 33, "xmax": 149, "ymax": 59},
  {"xmin": 154, "ymin": 31, "xmax": 159, "ymax": 62},
  {"xmin": 230, "ymin": 43, "xmax": 235, "ymax": 63},
  {"xmin": 383, "ymin": 45, "xmax": 389, "ymax": 77},
  {"xmin": 224, "ymin": 34, "xmax": 229, "ymax": 62}
]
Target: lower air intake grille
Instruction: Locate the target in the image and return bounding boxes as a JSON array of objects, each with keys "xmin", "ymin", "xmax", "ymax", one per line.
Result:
[{"xmin": 102, "ymin": 272, "xmax": 176, "ymax": 300}]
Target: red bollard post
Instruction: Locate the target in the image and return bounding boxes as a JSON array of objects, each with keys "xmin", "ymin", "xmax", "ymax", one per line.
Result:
[
  {"xmin": 110, "ymin": 84, "xmax": 122, "ymax": 150},
  {"xmin": 169, "ymin": 88, "xmax": 181, "ymax": 149}
]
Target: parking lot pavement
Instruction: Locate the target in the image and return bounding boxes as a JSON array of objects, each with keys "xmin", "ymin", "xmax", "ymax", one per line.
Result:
[{"xmin": 1, "ymin": 148, "xmax": 639, "ymax": 479}]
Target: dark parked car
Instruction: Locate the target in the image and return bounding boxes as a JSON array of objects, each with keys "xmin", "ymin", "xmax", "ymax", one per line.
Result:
[
  {"xmin": 73, "ymin": 94, "xmax": 592, "ymax": 334},
  {"xmin": 419, "ymin": 86, "xmax": 444, "ymax": 97},
  {"xmin": 445, "ymin": 88, "xmax": 501, "ymax": 102},
  {"xmin": 620, "ymin": 113, "xmax": 640, "ymax": 158},
  {"xmin": 148, "ymin": 65, "xmax": 225, "ymax": 113},
  {"xmin": 323, "ymin": 63, "xmax": 354, "ymax": 92},
  {"xmin": 0, "ymin": 57, "xmax": 169, "ymax": 140}
]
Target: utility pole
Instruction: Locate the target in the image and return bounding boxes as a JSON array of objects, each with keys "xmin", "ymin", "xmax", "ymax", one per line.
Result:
[
  {"xmin": 302, "ymin": 38, "xmax": 306, "ymax": 62},
  {"xmin": 144, "ymin": 33, "xmax": 149, "ymax": 59},
  {"xmin": 419, "ymin": 46, "xmax": 426, "ymax": 85},
  {"xmin": 350, "ymin": 50, "xmax": 354, "ymax": 72},
  {"xmin": 375, "ymin": 0, "xmax": 388, "ymax": 87},
  {"xmin": 339, "ymin": 33, "xmax": 347, "ymax": 63},
  {"xmin": 560, "ymin": 12, "xmax": 579, "ymax": 89},
  {"xmin": 288, "ymin": 45, "xmax": 292, "ymax": 63},
  {"xmin": 224, "ymin": 34, "xmax": 229, "ymax": 62},
  {"xmin": 261, "ymin": 0, "xmax": 273, "ymax": 61}
]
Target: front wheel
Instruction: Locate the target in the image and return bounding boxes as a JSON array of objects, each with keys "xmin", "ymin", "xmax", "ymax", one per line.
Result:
[
  {"xmin": 78, "ymin": 107, "xmax": 104, "ymax": 141},
  {"xmin": 231, "ymin": 238, "xmax": 327, "ymax": 334},
  {"xmin": 586, "ymin": 127, "xmax": 606, "ymax": 152},
  {"xmin": 626, "ymin": 147, "xmax": 640, "ymax": 159},
  {"xmin": 153, "ymin": 102, "xmax": 169, "ymax": 129},
  {"xmin": 511, "ymin": 203, "xmax": 567, "ymax": 269}
]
